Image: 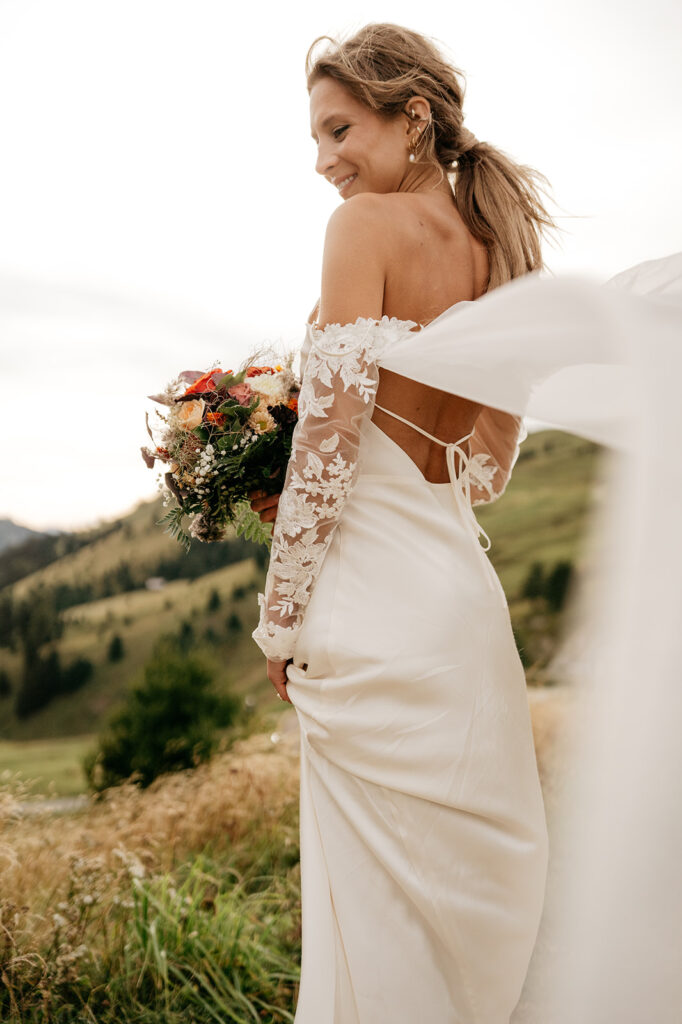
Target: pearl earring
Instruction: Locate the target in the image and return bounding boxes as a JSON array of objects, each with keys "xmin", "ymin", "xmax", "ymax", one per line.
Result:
[{"xmin": 408, "ymin": 125, "xmax": 421, "ymax": 162}]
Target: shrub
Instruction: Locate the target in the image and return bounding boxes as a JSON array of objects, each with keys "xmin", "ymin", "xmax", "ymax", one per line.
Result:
[
  {"xmin": 226, "ymin": 612, "xmax": 242, "ymax": 634},
  {"xmin": 107, "ymin": 634, "xmax": 125, "ymax": 662},
  {"xmin": 177, "ymin": 619, "xmax": 195, "ymax": 652},
  {"xmin": 59, "ymin": 656, "xmax": 94, "ymax": 695},
  {"xmin": 14, "ymin": 650, "xmax": 94, "ymax": 716},
  {"xmin": 14, "ymin": 649, "xmax": 61, "ymax": 718},
  {"xmin": 521, "ymin": 561, "xmax": 545, "ymax": 600},
  {"xmin": 545, "ymin": 560, "xmax": 574, "ymax": 612},
  {"xmin": 0, "ymin": 668, "xmax": 11, "ymax": 697},
  {"xmin": 84, "ymin": 642, "xmax": 240, "ymax": 792}
]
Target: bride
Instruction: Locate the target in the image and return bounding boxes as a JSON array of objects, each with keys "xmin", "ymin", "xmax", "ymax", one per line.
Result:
[{"xmin": 249, "ymin": 22, "xmax": 682, "ymax": 1024}]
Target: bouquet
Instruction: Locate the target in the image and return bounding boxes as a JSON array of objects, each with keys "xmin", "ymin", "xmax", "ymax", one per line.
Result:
[{"xmin": 141, "ymin": 349, "xmax": 299, "ymax": 551}]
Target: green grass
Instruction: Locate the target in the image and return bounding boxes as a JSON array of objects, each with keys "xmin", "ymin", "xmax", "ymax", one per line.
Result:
[
  {"xmin": 0, "ymin": 734, "xmax": 95, "ymax": 797},
  {"xmin": 0, "ymin": 741, "xmax": 303, "ymax": 1023}
]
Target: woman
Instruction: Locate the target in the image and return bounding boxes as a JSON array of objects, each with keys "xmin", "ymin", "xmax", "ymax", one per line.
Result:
[
  {"xmin": 249, "ymin": 23, "xmax": 555, "ymax": 1023},
  {"xmin": 249, "ymin": 22, "xmax": 681, "ymax": 1024}
]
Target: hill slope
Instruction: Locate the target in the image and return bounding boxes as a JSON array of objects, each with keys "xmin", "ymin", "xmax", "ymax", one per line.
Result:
[{"xmin": 0, "ymin": 429, "xmax": 604, "ymax": 742}]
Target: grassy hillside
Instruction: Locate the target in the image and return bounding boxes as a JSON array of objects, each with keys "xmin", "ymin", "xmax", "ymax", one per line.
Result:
[
  {"xmin": 0, "ymin": 558, "xmax": 266, "ymax": 742},
  {"xmin": 0, "ymin": 428, "xmax": 604, "ymax": 764},
  {"xmin": 476, "ymin": 429, "xmax": 603, "ymax": 598}
]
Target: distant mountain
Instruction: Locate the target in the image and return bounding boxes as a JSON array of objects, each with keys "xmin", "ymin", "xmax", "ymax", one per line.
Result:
[{"xmin": 0, "ymin": 518, "xmax": 53, "ymax": 554}]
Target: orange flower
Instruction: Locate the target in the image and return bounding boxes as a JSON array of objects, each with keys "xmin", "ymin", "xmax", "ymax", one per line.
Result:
[
  {"xmin": 206, "ymin": 411, "xmax": 227, "ymax": 426},
  {"xmin": 288, "ymin": 396, "xmax": 298, "ymax": 414},
  {"xmin": 246, "ymin": 365, "xmax": 276, "ymax": 377},
  {"xmin": 184, "ymin": 368, "xmax": 230, "ymax": 396},
  {"xmin": 156, "ymin": 445, "xmax": 170, "ymax": 456},
  {"xmin": 176, "ymin": 398, "xmax": 205, "ymax": 430}
]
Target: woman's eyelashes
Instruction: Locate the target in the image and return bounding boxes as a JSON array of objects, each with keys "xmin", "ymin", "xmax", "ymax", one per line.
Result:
[{"xmin": 332, "ymin": 125, "xmax": 349, "ymax": 139}]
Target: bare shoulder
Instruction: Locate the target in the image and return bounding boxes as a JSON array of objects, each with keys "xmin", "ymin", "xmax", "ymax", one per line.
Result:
[
  {"xmin": 318, "ymin": 194, "xmax": 391, "ymax": 326},
  {"xmin": 324, "ymin": 193, "xmax": 395, "ymax": 250}
]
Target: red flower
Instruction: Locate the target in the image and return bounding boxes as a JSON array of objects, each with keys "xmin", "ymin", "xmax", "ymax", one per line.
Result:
[
  {"xmin": 184, "ymin": 368, "xmax": 230, "ymax": 396},
  {"xmin": 246, "ymin": 365, "xmax": 275, "ymax": 377}
]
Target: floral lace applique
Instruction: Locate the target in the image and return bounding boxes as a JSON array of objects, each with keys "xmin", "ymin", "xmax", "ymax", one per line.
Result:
[
  {"xmin": 468, "ymin": 452, "xmax": 499, "ymax": 506},
  {"xmin": 252, "ymin": 317, "xmax": 417, "ymax": 662}
]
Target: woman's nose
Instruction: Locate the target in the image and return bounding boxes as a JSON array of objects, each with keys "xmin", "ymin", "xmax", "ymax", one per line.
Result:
[{"xmin": 315, "ymin": 145, "xmax": 337, "ymax": 178}]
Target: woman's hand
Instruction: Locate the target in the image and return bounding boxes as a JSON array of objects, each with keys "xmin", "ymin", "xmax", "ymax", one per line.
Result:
[
  {"xmin": 267, "ymin": 657, "xmax": 293, "ymax": 702},
  {"xmin": 248, "ymin": 488, "xmax": 281, "ymax": 523}
]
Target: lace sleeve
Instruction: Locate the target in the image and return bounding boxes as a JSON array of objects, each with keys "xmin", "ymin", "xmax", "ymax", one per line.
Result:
[
  {"xmin": 251, "ymin": 316, "xmax": 414, "ymax": 661},
  {"xmin": 468, "ymin": 410, "xmax": 527, "ymax": 507}
]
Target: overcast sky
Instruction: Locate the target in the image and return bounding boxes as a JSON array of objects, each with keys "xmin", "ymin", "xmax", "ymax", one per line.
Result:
[{"xmin": 1, "ymin": 0, "xmax": 680, "ymax": 532}]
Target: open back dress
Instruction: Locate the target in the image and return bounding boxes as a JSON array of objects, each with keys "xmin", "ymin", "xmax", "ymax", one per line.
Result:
[{"xmin": 251, "ymin": 253, "xmax": 682, "ymax": 1023}]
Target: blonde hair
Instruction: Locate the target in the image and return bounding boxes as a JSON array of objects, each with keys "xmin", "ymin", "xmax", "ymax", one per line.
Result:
[{"xmin": 306, "ymin": 23, "xmax": 558, "ymax": 292}]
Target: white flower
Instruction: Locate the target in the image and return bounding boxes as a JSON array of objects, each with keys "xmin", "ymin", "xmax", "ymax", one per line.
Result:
[{"xmin": 250, "ymin": 372, "xmax": 288, "ymax": 404}]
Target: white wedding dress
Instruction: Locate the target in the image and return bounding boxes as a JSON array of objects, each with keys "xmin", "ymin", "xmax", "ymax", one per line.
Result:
[{"xmin": 252, "ymin": 253, "xmax": 682, "ymax": 1023}]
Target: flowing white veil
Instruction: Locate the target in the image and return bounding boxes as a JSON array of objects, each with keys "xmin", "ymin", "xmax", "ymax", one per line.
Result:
[{"xmin": 380, "ymin": 252, "xmax": 682, "ymax": 1021}]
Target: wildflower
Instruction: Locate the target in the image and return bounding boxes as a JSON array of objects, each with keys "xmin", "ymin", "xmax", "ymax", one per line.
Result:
[{"xmin": 248, "ymin": 398, "xmax": 276, "ymax": 434}]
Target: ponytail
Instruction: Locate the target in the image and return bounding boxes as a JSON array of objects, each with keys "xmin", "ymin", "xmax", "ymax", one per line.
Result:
[{"xmin": 451, "ymin": 139, "xmax": 556, "ymax": 290}]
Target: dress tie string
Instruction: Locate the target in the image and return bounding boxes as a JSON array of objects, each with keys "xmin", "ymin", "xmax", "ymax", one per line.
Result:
[
  {"xmin": 372, "ymin": 403, "xmax": 493, "ymax": 552},
  {"xmin": 444, "ymin": 431, "xmax": 493, "ymax": 553}
]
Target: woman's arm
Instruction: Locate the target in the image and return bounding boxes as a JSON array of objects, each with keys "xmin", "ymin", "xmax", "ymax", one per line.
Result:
[
  {"xmin": 249, "ymin": 199, "xmax": 386, "ymax": 528},
  {"xmin": 252, "ymin": 196, "xmax": 390, "ymax": 666}
]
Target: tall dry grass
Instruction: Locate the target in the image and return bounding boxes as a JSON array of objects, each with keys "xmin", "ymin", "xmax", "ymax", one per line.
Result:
[
  {"xmin": 1, "ymin": 731, "xmax": 301, "ymax": 1022},
  {"xmin": 1, "ymin": 694, "xmax": 570, "ymax": 1021}
]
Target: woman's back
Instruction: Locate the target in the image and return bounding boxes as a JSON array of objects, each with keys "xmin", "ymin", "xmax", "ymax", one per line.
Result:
[
  {"xmin": 375, "ymin": 191, "xmax": 490, "ymax": 482},
  {"xmin": 379, "ymin": 190, "xmax": 490, "ymax": 323},
  {"xmin": 311, "ymin": 191, "xmax": 491, "ymax": 483}
]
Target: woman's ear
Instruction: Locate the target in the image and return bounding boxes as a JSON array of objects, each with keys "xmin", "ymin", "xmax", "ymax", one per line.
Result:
[{"xmin": 404, "ymin": 96, "xmax": 432, "ymax": 127}]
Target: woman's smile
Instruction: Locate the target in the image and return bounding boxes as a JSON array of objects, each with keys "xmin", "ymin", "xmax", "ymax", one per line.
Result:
[{"xmin": 336, "ymin": 173, "xmax": 358, "ymax": 193}]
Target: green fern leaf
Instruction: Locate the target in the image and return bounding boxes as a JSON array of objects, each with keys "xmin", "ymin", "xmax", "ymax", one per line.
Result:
[
  {"xmin": 156, "ymin": 506, "xmax": 192, "ymax": 552},
  {"xmin": 232, "ymin": 499, "xmax": 274, "ymax": 549}
]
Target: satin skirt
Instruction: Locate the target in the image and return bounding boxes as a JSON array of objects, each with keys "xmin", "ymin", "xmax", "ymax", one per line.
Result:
[{"xmin": 285, "ymin": 419, "xmax": 549, "ymax": 1023}]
